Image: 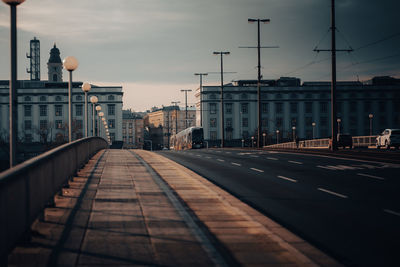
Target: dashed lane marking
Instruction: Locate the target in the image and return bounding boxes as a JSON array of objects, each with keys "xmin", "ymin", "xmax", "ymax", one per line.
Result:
[
  {"xmin": 384, "ymin": 209, "xmax": 400, "ymax": 217},
  {"xmin": 318, "ymin": 188, "xmax": 348, "ymax": 199},
  {"xmin": 231, "ymin": 162, "xmax": 241, "ymax": 166},
  {"xmin": 217, "ymin": 159, "xmax": 225, "ymax": 162},
  {"xmin": 357, "ymin": 173, "xmax": 385, "ymax": 181},
  {"xmin": 267, "ymin": 157, "xmax": 278, "ymax": 160},
  {"xmin": 206, "ymin": 156, "xmax": 211, "ymax": 159},
  {"xmin": 277, "ymin": 175, "xmax": 297, "ymax": 183},
  {"xmin": 288, "ymin": 160, "xmax": 303, "ymax": 165},
  {"xmin": 250, "ymin": 155, "xmax": 259, "ymax": 158},
  {"xmin": 250, "ymin": 168, "xmax": 264, "ymax": 173}
]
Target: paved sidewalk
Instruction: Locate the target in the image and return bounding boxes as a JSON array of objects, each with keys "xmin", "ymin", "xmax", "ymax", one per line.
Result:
[{"xmin": 8, "ymin": 149, "xmax": 340, "ymax": 266}]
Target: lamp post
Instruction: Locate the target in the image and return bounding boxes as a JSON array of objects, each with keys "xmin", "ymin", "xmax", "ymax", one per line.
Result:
[
  {"xmin": 180, "ymin": 89, "xmax": 192, "ymax": 129},
  {"xmin": 251, "ymin": 136, "xmax": 254, "ymax": 148},
  {"xmin": 194, "ymin": 73, "xmax": 208, "ymax": 127},
  {"xmin": 213, "ymin": 51, "xmax": 230, "ymax": 148},
  {"xmin": 276, "ymin": 129, "xmax": 280, "ymax": 144},
  {"xmin": 312, "ymin": 122, "xmax": 316, "ymax": 139},
  {"xmin": 81, "ymin": 82, "xmax": 91, "ymax": 137},
  {"xmin": 369, "ymin": 114, "xmax": 374, "ymax": 136},
  {"xmin": 101, "ymin": 117, "xmax": 106, "ymax": 138},
  {"xmin": 171, "ymin": 101, "xmax": 180, "ymax": 134},
  {"xmin": 63, "ymin": 56, "xmax": 79, "ymax": 143},
  {"xmin": 98, "ymin": 111, "xmax": 104, "ymax": 138},
  {"xmin": 3, "ymin": 0, "xmax": 26, "ymax": 167},
  {"xmin": 241, "ymin": 139, "xmax": 244, "ymax": 148},
  {"xmin": 337, "ymin": 118, "xmax": 341, "ymax": 134},
  {"xmin": 292, "ymin": 126, "xmax": 296, "ymax": 141},
  {"xmin": 90, "ymin": 96, "xmax": 98, "ymax": 136},
  {"xmin": 95, "ymin": 105, "xmax": 102, "ymax": 136},
  {"xmin": 263, "ymin": 132, "xmax": 266, "ymax": 147}
]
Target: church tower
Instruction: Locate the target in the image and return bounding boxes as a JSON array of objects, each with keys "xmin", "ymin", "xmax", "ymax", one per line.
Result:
[{"xmin": 47, "ymin": 44, "xmax": 63, "ymax": 82}]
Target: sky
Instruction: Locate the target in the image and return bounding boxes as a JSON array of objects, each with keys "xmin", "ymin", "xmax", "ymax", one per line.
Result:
[{"xmin": 0, "ymin": 0, "xmax": 399, "ymax": 112}]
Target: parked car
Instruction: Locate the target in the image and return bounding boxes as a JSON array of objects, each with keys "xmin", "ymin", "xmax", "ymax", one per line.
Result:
[
  {"xmin": 376, "ymin": 129, "xmax": 400, "ymax": 149},
  {"xmin": 337, "ymin": 133, "xmax": 353, "ymax": 149}
]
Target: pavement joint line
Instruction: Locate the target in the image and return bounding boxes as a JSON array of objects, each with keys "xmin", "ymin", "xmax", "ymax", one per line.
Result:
[
  {"xmin": 317, "ymin": 188, "xmax": 348, "ymax": 199},
  {"xmin": 129, "ymin": 151, "xmax": 229, "ymax": 267},
  {"xmin": 357, "ymin": 173, "xmax": 385, "ymax": 180},
  {"xmin": 288, "ymin": 160, "xmax": 303, "ymax": 164},
  {"xmin": 231, "ymin": 162, "xmax": 241, "ymax": 166},
  {"xmin": 277, "ymin": 175, "xmax": 297, "ymax": 183},
  {"xmin": 384, "ymin": 209, "xmax": 400, "ymax": 217},
  {"xmin": 250, "ymin": 167, "xmax": 264, "ymax": 173},
  {"xmin": 267, "ymin": 157, "xmax": 278, "ymax": 160}
]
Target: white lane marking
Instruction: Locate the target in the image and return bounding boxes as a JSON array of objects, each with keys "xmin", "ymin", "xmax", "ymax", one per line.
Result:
[
  {"xmin": 196, "ymin": 154, "xmax": 202, "ymax": 157},
  {"xmin": 250, "ymin": 168, "xmax": 264, "ymax": 173},
  {"xmin": 318, "ymin": 188, "xmax": 348, "ymax": 199},
  {"xmin": 267, "ymin": 151, "xmax": 279, "ymax": 154},
  {"xmin": 277, "ymin": 175, "xmax": 297, "ymax": 183},
  {"xmin": 225, "ymin": 151, "xmax": 232, "ymax": 154},
  {"xmin": 384, "ymin": 209, "xmax": 400, "ymax": 217},
  {"xmin": 216, "ymin": 151, "xmax": 222, "ymax": 153},
  {"xmin": 217, "ymin": 159, "xmax": 225, "ymax": 162},
  {"xmin": 231, "ymin": 162, "xmax": 241, "ymax": 166},
  {"xmin": 206, "ymin": 156, "xmax": 211, "ymax": 159},
  {"xmin": 357, "ymin": 173, "xmax": 385, "ymax": 181},
  {"xmin": 267, "ymin": 157, "xmax": 278, "ymax": 160},
  {"xmin": 250, "ymin": 155, "xmax": 259, "ymax": 158},
  {"xmin": 288, "ymin": 160, "xmax": 303, "ymax": 165}
]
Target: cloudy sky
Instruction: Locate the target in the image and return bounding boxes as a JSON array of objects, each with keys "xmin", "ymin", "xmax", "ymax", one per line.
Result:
[{"xmin": 0, "ymin": 0, "xmax": 399, "ymax": 111}]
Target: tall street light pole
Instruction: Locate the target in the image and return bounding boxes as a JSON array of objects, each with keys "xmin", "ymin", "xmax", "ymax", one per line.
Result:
[
  {"xmin": 181, "ymin": 89, "xmax": 192, "ymax": 129},
  {"xmin": 90, "ymin": 96, "xmax": 98, "ymax": 136},
  {"xmin": 82, "ymin": 82, "xmax": 91, "ymax": 138},
  {"xmin": 213, "ymin": 51, "xmax": 230, "ymax": 148},
  {"xmin": 3, "ymin": 0, "xmax": 26, "ymax": 167},
  {"xmin": 171, "ymin": 101, "xmax": 180, "ymax": 134},
  {"xmin": 95, "ymin": 105, "xmax": 102, "ymax": 136},
  {"xmin": 369, "ymin": 114, "xmax": 374, "ymax": 136},
  {"xmin": 63, "ymin": 56, "xmax": 79, "ymax": 143},
  {"xmin": 194, "ymin": 73, "xmax": 208, "ymax": 127}
]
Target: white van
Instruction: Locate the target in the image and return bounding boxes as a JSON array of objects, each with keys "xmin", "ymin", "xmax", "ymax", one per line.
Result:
[{"xmin": 376, "ymin": 129, "xmax": 400, "ymax": 149}]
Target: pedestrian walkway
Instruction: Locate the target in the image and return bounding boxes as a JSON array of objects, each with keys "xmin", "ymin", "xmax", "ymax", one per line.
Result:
[{"xmin": 8, "ymin": 149, "xmax": 340, "ymax": 266}]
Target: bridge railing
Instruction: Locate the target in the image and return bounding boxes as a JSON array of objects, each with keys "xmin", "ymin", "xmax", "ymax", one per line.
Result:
[
  {"xmin": 0, "ymin": 137, "xmax": 108, "ymax": 262},
  {"xmin": 265, "ymin": 135, "xmax": 377, "ymax": 149}
]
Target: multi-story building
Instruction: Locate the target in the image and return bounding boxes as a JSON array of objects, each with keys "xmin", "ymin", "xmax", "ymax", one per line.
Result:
[
  {"xmin": 0, "ymin": 41, "xmax": 123, "ymax": 145},
  {"xmin": 144, "ymin": 105, "xmax": 196, "ymax": 149},
  {"xmin": 198, "ymin": 76, "xmax": 400, "ymax": 146},
  {"xmin": 122, "ymin": 109, "xmax": 144, "ymax": 148}
]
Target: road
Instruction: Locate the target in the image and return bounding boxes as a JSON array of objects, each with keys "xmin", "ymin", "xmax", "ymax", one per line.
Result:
[{"xmin": 157, "ymin": 148, "xmax": 400, "ymax": 266}]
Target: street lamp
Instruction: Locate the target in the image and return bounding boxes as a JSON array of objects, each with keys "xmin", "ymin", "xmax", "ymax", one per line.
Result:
[
  {"xmin": 180, "ymin": 89, "xmax": 192, "ymax": 129},
  {"xmin": 276, "ymin": 129, "xmax": 280, "ymax": 144},
  {"xmin": 98, "ymin": 111, "xmax": 104, "ymax": 137},
  {"xmin": 3, "ymin": 0, "xmax": 26, "ymax": 167},
  {"xmin": 263, "ymin": 132, "xmax": 266, "ymax": 147},
  {"xmin": 194, "ymin": 73, "xmax": 208, "ymax": 127},
  {"xmin": 312, "ymin": 122, "xmax": 316, "ymax": 139},
  {"xmin": 63, "ymin": 56, "xmax": 79, "ymax": 143},
  {"xmin": 337, "ymin": 118, "xmax": 341, "ymax": 134},
  {"xmin": 81, "ymin": 82, "xmax": 91, "ymax": 137},
  {"xmin": 251, "ymin": 136, "xmax": 254, "ymax": 148},
  {"xmin": 90, "ymin": 96, "xmax": 98, "ymax": 136},
  {"xmin": 292, "ymin": 126, "xmax": 296, "ymax": 141},
  {"xmin": 95, "ymin": 105, "xmax": 102, "ymax": 136},
  {"xmin": 213, "ymin": 51, "xmax": 230, "ymax": 148},
  {"xmin": 369, "ymin": 114, "xmax": 374, "ymax": 136}
]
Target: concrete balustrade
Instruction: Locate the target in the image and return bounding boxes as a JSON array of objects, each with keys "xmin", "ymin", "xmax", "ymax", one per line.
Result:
[{"xmin": 0, "ymin": 137, "xmax": 108, "ymax": 262}]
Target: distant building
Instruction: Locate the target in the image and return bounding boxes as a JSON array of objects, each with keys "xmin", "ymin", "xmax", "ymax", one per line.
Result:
[
  {"xmin": 0, "ymin": 39, "xmax": 123, "ymax": 145},
  {"xmin": 122, "ymin": 109, "xmax": 144, "ymax": 148},
  {"xmin": 197, "ymin": 76, "xmax": 400, "ymax": 146}
]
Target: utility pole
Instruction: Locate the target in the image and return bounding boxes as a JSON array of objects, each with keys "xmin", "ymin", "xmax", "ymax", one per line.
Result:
[
  {"xmin": 167, "ymin": 109, "xmax": 170, "ymax": 149},
  {"xmin": 314, "ymin": 0, "xmax": 352, "ymax": 151},
  {"xmin": 181, "ymin": 89, "xmax": 192, "ymax": 129},
  {"xmin": 171, "ymin": 101, "xmax": 180, "ymax": 134},
  {"xmin": 194, "ymin": 73, "xmax": 208, "ymax": 127},
  {"xmin": 213, "ymin": 51, "xmax": 230, "ymax": 148},
  {"xmin": 241, "ymin": 18, "xmax": 278, "ymax": 148}
]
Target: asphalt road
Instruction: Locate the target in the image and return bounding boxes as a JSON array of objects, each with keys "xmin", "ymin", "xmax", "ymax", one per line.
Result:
[{"xmin": 157, "ymin": 148, "xmax": 400, "ymax": 267}]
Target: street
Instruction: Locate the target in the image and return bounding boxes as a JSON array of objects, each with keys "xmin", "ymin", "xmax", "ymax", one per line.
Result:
[{"xmin": 158, "ymin": 148, "xmax": 400, "ymax": 266}]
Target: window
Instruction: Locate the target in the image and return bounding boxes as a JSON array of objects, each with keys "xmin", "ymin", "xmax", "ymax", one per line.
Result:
[
  {"xmin": 225, "ymin": 103, "xmax": 232, "ymax": 114},
  {"xmin": 39, "ymin": 105, "xmax": 47, "ymax": 117},
  {"xmin": 226, "ymin": 118, "xmax": 232, "ymax": 127},
  {"xmin": 262, "ymin": 118, "xmax": 268, "ymax": 128},
  {"xmin": 262, "ymin": 103, "xmax": 268, "ymax": 114},
  {"xmin": 55, "ymin": 105, "xmax": 62, "ymax": 116},
  {"xmin": 108, "ymin": 119, "xmax": 115, "ymax": 128},
  {"xmin": 276, "ymin": 93, "xmax": 282, "ymax": 99},
  {"xmin": 305, "ymin": 102, "xmax": 313, "ymax": 113},
  {"xmin": 108, "ymin": 95, "xmax": 115, "ymax": 101},
  {"xmin": 108, "ymin": 104, "xmax": 115, "ymax": 116},
  {"xmin": 225, "ymin": 93, "xmax": 232, "ymax": 100},
  {"xmin": 276, "ymin": 117, "xmax": 283, "ymax": 128},
  {"xmin": 55, "ymin": 95, "xmax": 62, "ymax": 102},
  {"xmin": 209, "ymin": 94, "xmax": 217, "ymax": 100},
  {"xmin": 75, "ymin": 104, "xmax": 83, "ymax": 116},
  {"xmin": 290, "ymin": 102, "xmax": 297, "ymax": 114},
  {"xmin": 290, "ymin": 93, "xmax": 298, "ymax": 99},
  {"xmin": 210, "ymin": 118, "xmax": 217, "ymax": 128},
  {"xmin": 240, "ymin": 93, "xmax": 248, "ymax": 100},
  {"xmin": 110, "ymin": 133, "xmax": 115, "ymax": 142},
  {"xmin": 210, "ymin": 131, "xmax": 217, "ymax": 140},
  {"xmin": 24, "ymin": 120, "xmax": 31, "ymax": 130},
  {"xmin": 24, "ymin": 105, "xmax": 32, "ymax": 117},
  {"xmin": 320, "ymin": 102, "xmax": 328, "ymax": 113},
  {"xmin": 241, "ymin": 103, "xmax": 248, "ymax": 114},
  {"xmin": 24, "ymin": 96, "xmax": 31, "ymax": 102},
  {"xmin": 365, "ymin": 101, "xmax": 371, "ymax": 113},
  {"xmin": 122, "ymin": 123, "xmax": 126, "ymax": 129},
  {"xmin": 129, "ymin": 123, "xmax": 133, "ymax": 129},
  {"xmin": 25, "ymin": 133, "xmax": 32, "ymax": 143},
  {"xmin": 291, "ymin": 117, "xmax": 297, "ymax": 126},
  {"xmin": 242, "ymin": 117, "xmax": 248, "ymax": 127},
  {"xmin": 39, "ymin": 120, "xmax": 48, "ymax": 130},
  {"xmin": 40, "ymin": 96, "xmax": 47, "ymax": 102},
  {"xmin": 275, "ymin": 103, "xmax": 283, "ymax": 114},
  {"xmin": 306, "ymin": 117, "xmax": 313, "ymax": 127},
  {"xmin": 55, "ymin": 120, "xmax": 63, "ymax": 129},
  {"xmin": 320, "ymin": 117, "xmax": 327, "ymax": 127},
  {"xmin": 337, "ymin": 102, "xmax": 342, "ymax": 114},
  {"xmin": 75, "ymin": 120, "xmax": 83, "ymax": 129},
  {"xmin": 350, "ymin": 101, "xmax": 357, "ymax": 113},
  {"xmin": 210, "ymin": 103, "xmax": 216, "ymax": 114},
  {"xmin": 53, "ymin": 74, "xmax": 58, "ymax": 82},
  {"xmin": 76, "ymin": 95, "xmax": 82, "ymax": 101}
]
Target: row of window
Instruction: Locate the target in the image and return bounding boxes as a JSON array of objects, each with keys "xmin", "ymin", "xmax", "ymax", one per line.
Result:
[
  {"xmin": 23, "ymin": 119, "xmax": 116, "ymax": 130},
  {"xmin": 23, "ymin": 104, "xmax": 116, "ymax": 117},
  {"xmin": 23, "ymin": 95, "xmax": 117, "ymax": 102}
]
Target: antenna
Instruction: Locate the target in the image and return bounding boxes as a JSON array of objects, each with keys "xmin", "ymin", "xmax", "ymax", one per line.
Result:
[{"xmin": 26, "ymin": 37, "xmax": 40, "ymax": 81}]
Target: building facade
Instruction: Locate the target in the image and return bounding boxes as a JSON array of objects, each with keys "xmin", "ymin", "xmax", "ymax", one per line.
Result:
[
  {"xmin": 122, "ymin": 109, "xmax": 144, "ymax": 148},
  {"xmin": 198, "ymin": 77, "xmax": 400, "ymax": 146}
]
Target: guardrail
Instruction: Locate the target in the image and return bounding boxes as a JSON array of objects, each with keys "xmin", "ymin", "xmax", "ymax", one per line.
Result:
[
  {"xmin": 0, "ymin": 137, "xmax": 108, "ymax": 262},
  {"xmin": 265, "ymin": 135, "xmax": 377, "ymax": 149}
]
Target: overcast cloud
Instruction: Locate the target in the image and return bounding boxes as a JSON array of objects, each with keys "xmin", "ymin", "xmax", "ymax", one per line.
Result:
[{"xmin": 0, "ymin": 0, "xmax": 399, "ymax": 111}]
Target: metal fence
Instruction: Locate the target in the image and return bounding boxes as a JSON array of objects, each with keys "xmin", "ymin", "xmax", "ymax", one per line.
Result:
[{"xmin": 0, "ymin": 137, "xmax": 108, "ymax": 262}]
